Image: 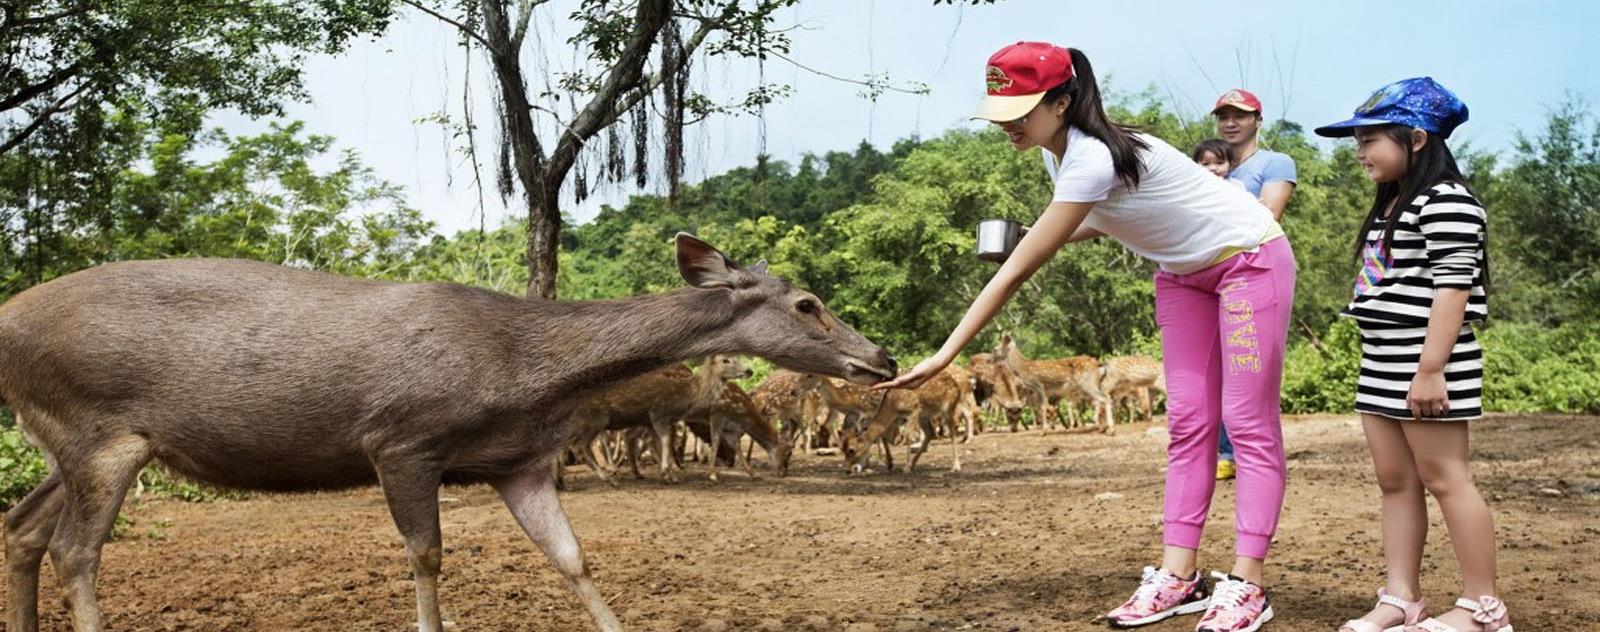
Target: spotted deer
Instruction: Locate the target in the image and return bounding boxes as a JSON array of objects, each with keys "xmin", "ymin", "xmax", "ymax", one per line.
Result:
[
  {"xmin": 0, "ymin": 234, "xmax": 895, "ymax": 632},
  {"xmin": 995, "ymin": 335, "xmax": 1115, "ymax": 433},
  {"xmin": 565, "ymin": 356, "xmax": 750, "ymax": 484},
  {"xmin": 839, "ymin": 370, "xmax": 965, "ymax": 474},
  {"xmin": 748, "ymin": 371, "xmax": 825, "ymax": 454},
  {"xmin": 806, "ymin": 375, "xmax": 896, "ymax": 462},
  {"xmin": 683, "ymin": 380, "xmax": 793, "ymax": 481},
  {"xmin": 968, "ymin": 352, "xmax": 1051, "ymax": 432},
  {"xmin": 942, "ymin": 363, "xmax": 982, "ymax": 443},
  {"xmin": 1098, "ymin": 355, "xmax": 1166, "ymax": 424}
]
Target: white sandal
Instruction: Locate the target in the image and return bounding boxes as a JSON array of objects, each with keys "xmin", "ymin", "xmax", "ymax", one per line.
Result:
[
  {"xmin": 1339, "ymin": 587, "xmax": 1425, "ymax": 632},
  {"xmin": 1408, "ymin": 596, "xmax": 1513, "ymax": 632}
]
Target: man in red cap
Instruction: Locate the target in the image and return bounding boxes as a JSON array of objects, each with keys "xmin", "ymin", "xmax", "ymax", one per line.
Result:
[
  {"xmin": 1212, "ymin": 89, "xmax": 1296, "ymax": 221},
  {"xmin": 1210, "ymin": 88, "xmax": 1297, "ymax": 483}
]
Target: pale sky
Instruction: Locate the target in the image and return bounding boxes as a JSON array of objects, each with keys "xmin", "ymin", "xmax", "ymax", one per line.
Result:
[{"xmin": 211, "ymin": 0, "xmax": 1600, "ymax": 235}]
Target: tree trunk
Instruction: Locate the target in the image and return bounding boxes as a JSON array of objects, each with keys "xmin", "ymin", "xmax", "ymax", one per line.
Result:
[
  {"xmin": 481, "ymin": 0, "xmax": 670, "ymax": 298},
  {"xmin": 481, "ymin": 0, "xmax": 554, "ymax": 298},
  {"xmin": 526, "ymin": 187, "xmax": 561, "ymax": 298}
]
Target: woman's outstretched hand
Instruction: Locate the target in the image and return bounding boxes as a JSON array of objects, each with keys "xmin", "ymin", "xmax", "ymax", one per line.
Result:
[{"xmin": 873, "ymin": 356, "xmax": 949, "ymax": 390}]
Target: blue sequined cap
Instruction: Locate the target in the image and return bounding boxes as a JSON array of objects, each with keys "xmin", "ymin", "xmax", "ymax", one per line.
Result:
[{"xmin": 1315, "ymin": 77, "xmax": 1469, "ymax": 138}]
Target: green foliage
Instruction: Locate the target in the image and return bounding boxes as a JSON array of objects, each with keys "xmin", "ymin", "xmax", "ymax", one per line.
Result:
[
  {"xmin": 1, "ymin": 421, "xmax": 49, "ymax": 510},
  {"xmin": 136, "ymin": 466, "xmax": 249, "ymax": 504},
  {"xmin": 1, "ymin": 1, "xmax": 397, "ymax": 286},
  {"xmin": 1278, "ymin": 320, "xmax": 1600, "ymax": 415},
  {"xmin": 1, "ymin": 1, "xmax": 393, "ymax": 132},
  {"xmin": 1476, "ymin": 102, "xmax": 1600, "ymax": 325},
  {"xmin": 1480, "ymin": 322, "xmax": 1600, "ymax": 414},
  {"xmin": 2, "ymin": 115, "xmax": 438, "ymax": 295},
  {"xmin": 1280, "ymin": 319, "xmax": 1362, "ymax": 414}
]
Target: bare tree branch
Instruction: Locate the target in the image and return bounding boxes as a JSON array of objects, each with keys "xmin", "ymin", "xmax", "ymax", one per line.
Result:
[
  {"xmin": 546, "ymin": 0, "xmax": 670, "ymax": 189},
  {"xmin": 591, "ymin": 18, "xmax": 715, "ymax": 132},
  {"xmin": 0, "ymin": 62, "xmax": 83, "ymax": 113},
  {"xmin": 510, "ymin": 0, "xmax": 551, "ymax": 50},
  {"xmin": 400, "ymin": 0, "xmax": 493, "ymax": 51},
  {"xmin": 768, "ymin": 51, "xmax": 928, "ymax": 95},
  {"xmin": 0, "ymin": 79, "xmax": 92, "ymax": 155}
]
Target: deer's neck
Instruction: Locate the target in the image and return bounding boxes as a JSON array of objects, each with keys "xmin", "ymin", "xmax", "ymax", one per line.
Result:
[
  {"xmin": 691, "ymin": 360, "xmax": 725, "ymax": 400},
  {"xmin": 517, "ymin": 288, "xmax": 741, "ymax": 398},
  {"xmin": 1002, "ymin": 345, "xmax": 1030, "ymax": 374}
]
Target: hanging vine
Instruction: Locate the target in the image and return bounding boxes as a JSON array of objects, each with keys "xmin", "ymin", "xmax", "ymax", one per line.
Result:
[{"xmin": 660, "ymin": 14, "xmax": 688, "ymax": 206}]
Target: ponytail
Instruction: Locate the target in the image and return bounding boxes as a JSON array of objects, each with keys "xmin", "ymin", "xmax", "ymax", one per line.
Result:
[{"xmin": 1043, "ymin": 49, "xmax": 1149, "ymax": 189}]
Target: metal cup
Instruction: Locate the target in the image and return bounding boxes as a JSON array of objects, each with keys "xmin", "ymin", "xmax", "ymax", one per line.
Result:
[{"xmin": 976, "ymin": 219, "xmax": 1023, "ymax": 263}]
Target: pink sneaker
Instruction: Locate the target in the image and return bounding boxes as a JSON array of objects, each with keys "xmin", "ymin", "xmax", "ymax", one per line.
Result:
[
  {"xmin": 1106, "ymin": 566, "xmax": 1211, "ymax": 628},
  {"xmin": 1196, "ymin": 572, "xmax": 1274, "ymax": 632}
]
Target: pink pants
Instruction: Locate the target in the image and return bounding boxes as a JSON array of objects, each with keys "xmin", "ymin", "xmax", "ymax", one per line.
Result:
[{"xmin": 1154, "ymin": 236, "xmax": 1295, "ymax": 560}]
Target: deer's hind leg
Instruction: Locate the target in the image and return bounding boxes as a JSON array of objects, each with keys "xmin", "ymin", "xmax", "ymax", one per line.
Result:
[
  {"xmin": 6, "ymin": 470, "xmax": 65, "ymax": 632},
  {"xmin": 48, "ymin": 430, "xmax": 153, "ymax": 632}
]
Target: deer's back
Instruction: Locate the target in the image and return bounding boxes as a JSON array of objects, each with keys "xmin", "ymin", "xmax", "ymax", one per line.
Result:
[{"xmin": 0, "ymin": 258, "xmax": 557, "ymax": 491}]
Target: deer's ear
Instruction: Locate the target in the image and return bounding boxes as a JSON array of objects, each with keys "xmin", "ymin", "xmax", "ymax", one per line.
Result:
[
  {"xmin": 749, "ymin": 259, "xmax": 768, "ymax": 275},
  {"xmin": 676, "ymin": 233, "xmax": 742, "ymax": 289}
]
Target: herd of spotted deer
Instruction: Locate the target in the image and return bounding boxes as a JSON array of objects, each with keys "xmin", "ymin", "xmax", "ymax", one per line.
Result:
[{"xmin": 566, "ymin": 332, "xmax": 1166, "ymax": 485}]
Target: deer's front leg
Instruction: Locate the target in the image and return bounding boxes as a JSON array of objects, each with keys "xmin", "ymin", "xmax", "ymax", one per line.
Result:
[
  {"xmin": 707, "ymin": 414, "xmax": 726, "ymax": 482},
  {"xmin": 650, "ymin": 416, "xmax": 680, "ymax": 484},
  {"xmin": 494, "ymin": 463, "xmax": 624, "ymax": 632}
]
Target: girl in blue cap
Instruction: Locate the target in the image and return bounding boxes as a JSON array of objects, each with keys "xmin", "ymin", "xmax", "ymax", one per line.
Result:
[{"xmin": 1316, "ymin": 78, "xmax": 1512, "ymax": 632}]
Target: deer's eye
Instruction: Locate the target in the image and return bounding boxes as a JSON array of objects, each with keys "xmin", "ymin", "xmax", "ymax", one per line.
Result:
[{"xmin": 796, "ymin": 299, "xmax": 818, "ymax": 315}]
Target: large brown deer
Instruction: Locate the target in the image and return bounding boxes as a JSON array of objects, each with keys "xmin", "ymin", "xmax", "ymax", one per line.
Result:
[
  {"xmin": 564, "ymin": 356, "xmax": 750, "ymax": 484},
  {"xmin": 0, "ymin": 234, "xmax": 894, "ymax": 632}
]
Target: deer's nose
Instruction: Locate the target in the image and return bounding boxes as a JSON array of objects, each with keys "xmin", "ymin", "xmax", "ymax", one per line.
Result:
[{"xmin": 880, "ymin": 350, "xmax": 898, "ymax": 375}]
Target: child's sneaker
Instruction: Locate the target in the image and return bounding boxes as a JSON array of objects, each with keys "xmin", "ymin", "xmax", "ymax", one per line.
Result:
[
  {"xmin": 1106, "ymin": 566, "xmax": 1210, "ymax": 628},
  {"xmin": 1216, "ymin": 459, "xmax": 1236, "ymax": 480},
  {"xmin": 1196, "ymin": 572, "xmax": 1274, "ymax": 631}
]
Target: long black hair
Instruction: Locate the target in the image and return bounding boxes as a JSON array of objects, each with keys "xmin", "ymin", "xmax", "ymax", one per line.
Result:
[
  {"xmin": 1355, "ymin": 124, "xmax": 1489, "ymax": 286},
  {"xmin": 1041, "ymin": 49, "xmax": 1149, "ymax": 189}
]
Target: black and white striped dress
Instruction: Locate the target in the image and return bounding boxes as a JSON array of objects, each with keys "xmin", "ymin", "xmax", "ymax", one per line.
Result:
[{"xmin": 1344, "ymin": 182, "xmax": 1487, "ymax": 421}]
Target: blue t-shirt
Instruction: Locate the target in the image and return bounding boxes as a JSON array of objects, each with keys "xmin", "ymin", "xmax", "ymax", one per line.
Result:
[{"xmin": 1227, "ymin": 148, "xmax": 1296, "ymax": 197}]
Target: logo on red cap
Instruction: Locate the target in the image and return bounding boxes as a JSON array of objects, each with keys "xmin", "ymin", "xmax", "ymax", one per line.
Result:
[{"xmin": 986, "ymin": 66, "xmax": 1014, "ymax": 94}]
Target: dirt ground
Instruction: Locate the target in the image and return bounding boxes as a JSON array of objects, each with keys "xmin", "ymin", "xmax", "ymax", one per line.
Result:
[{"xmin": 4, "ymin": 414, "xmax": 1597, "ymax": 631}]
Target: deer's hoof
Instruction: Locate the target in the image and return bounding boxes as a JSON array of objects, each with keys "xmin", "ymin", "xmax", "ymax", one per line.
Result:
[{"xmin": 707, "ymin": 472, "xmax": 720, "ymax": 483}]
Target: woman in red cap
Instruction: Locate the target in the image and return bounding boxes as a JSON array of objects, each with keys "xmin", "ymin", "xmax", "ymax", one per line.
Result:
[{"xmin": 878, "ymin": 43, "xmax": 1293, "ymax": 632}]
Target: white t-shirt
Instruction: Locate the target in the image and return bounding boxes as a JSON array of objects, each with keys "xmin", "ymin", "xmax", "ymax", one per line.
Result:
[{"xmin": 1043, "ymin": 127, "xmax": 1277, "ymax": 274}]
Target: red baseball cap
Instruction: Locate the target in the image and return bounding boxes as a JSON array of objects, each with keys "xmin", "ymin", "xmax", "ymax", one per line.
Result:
[
  {"xmin": 1212, "ymin": 88, "xmax": 1263, "ymax": 115},
  {"xmin": 972, "ymin": 42, "xmax": 1074, "ymax": 122}
]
